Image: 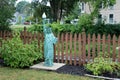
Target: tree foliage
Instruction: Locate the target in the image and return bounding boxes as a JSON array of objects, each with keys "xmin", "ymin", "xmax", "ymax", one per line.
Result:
[
  {"xmin": 0, "ymin": 0, "xmax": 16, "ymax": 31},
  {"xmin": 31, "ymin": 0, "xmax": 79, "ymax": 22},
  {"xmin": 16, "ymin": 1, "xmax": 30, "ymax": 14}
]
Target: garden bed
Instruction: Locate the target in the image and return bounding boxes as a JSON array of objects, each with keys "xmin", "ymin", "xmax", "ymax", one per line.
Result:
[
  {"xmin": 56, "ymin": 65, "xmax": 120, "ymax": 79},
  {"xmin": 1, "ymin": 58, "xmax": 120, "ymax": 79}
]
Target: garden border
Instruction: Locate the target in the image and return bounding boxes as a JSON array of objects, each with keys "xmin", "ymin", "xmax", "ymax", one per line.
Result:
[{"xmin": 85, "ymin": 74, "xmax": 120, "ymax": 80}]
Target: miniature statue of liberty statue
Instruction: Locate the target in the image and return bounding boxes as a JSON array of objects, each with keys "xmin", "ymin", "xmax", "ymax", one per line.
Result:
[{"xmin": 42, "ymin": 13, "xmax": 58, "ymax": 67}]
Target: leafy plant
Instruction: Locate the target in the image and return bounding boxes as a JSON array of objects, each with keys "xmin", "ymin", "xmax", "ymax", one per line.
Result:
[
  {"xmin": 0, "ymin": 32, "xmax": 43, "ymax": 68},
  {"xmin": 85, "ymin": 56, "xmax": 120, "ymax": 76},
  {"xmin": 28, "ymin": 24, "xmax": 43, "ymax": 33}
]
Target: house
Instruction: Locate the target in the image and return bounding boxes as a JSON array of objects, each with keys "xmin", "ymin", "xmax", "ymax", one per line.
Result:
[
  {"xmin": 79, "ymin": 0, "xmax": 120, "ymax": 24},
  {"xmin": 11, "ymin": 12, "xmax": 26, "ymax": 25}
]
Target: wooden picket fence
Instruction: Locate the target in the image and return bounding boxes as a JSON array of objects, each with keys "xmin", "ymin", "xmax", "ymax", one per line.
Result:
[
  {"xmin": 0, "ymin": 28, "xmax": 120, "ymax": 66},
  {"xmin": 54, "ymin": 32, "xmax": 120, "ymax": 66}
]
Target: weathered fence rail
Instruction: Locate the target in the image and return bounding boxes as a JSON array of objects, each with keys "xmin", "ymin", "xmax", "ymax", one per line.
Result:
[{"xmin": 0, "ymin": 28, "xmax": 120, "ymax": 66}]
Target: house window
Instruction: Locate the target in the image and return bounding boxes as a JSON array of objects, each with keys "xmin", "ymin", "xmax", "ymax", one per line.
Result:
[
  {"xmin": 81, "ymin": 2, "xmax": 85, "ymax": 13},
  {"xmin": 98, "ymin": 14, "xmax": 102, "ymax": 23},
  {"xmin": 99, "ymin": 2, "xmax": 103, "ymax": 9},
  {"xmin": 108, "ymin": 4, "xmax": 114, "ymax": 10},
  {"xmin": 99, "ymin": 3, "xmax": 102, "ymax": 9},
  {"xmin": 109, "ymin": 14, "xmax": 114, "ymax": 24}
]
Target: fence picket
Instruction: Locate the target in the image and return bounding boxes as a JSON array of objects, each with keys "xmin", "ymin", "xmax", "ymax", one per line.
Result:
[
  {"xmin": 0, "ymin": 31, "xmax": 2, "ymax": 47},
  {"xmin": 102, "ymin": 34, "xmax": 106, "ymax": 57},
  {"xmin": 82, "ymin": 32, "xmax": 86, "ymax": 64},
  {"xmin": 0, "ymin": 31, "xmax": 1, "ymax": 36},
  {"xmin": 107, "ymin": 34, "xmax": 111, "ymax": 58},
  {"xmin": 87, "ymin": 34, "xmax": 91, "ymax": 62},
  {"xmin": 57, "ymin": 33, "xmax": 60, "ymax": 63},
  {"xmin": 69, "ymin": 33, "xmax": 72, "ymax": 65},
  {"xmin": 78, "ymin": 34, "xmax": 82, "ymax": 65},
  {"xmin": 97, "ymin": 34, "xmax": 101, "ymax": 57},
  {"xmin": 74, "ymin": 33, "xmax": 77, "ymax": 66},
  {"xmin": 37, "ymin": 33, "xmax": 41, "ymax": 47},
  {"xmin": 118, "ymin": 35, "xmax": 120, "ymax": 62},
  {"xmin": 112, "ymin": 35, "xmax": 116, "ymax": 61},
  {"xmin": 65, "ymin": 33, "xmax": 68, "ymax": 64},
  {"xmin": 92, "ymin": 34, "xmax": 96, "ymax": 60},
  {"xmin": 61, "ymin": 33, "xmax": 64, "ymax": 63}
]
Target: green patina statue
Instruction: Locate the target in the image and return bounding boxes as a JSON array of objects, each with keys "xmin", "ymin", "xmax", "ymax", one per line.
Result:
[{"xmin": 43, "ymin": 22, "xmax": 57, "ymax": 67}]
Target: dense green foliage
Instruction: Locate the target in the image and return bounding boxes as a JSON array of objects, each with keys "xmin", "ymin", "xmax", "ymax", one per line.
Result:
[
  {"xmin": 85, "ymin": 56, "xmax": 120, "ymax": 76},
  {"xmin": 28, "ymin": 23, "xmax": 81, "ymax": 34},
  {"xmin": 28, "ymin": 23, "xmax": 120, "ymax": 37},
  {"xmin": 0, "ymin": 33, "xmax": 43, "ymax": 68},
  {"xmin": 28, "ymin": 24, "xmax": 43, "ymax": 33},
  {"xmin": 0, "ymin": 0, "xmax": 16, "ymax": 31},
  {"xmin": 86, "ymin": 51, "xmax": 120, "ymax": 76},
  {"xmin": 89, "ymin": 24, "xmax": 120, "ymax": 36}
]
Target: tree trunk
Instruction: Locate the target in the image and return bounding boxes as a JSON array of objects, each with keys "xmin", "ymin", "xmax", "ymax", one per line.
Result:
[{"xmin": 50, "ymin": 0, "xmax": 61, "ymax": 22}]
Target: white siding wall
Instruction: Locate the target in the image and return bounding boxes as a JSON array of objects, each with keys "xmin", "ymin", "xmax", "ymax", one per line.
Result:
[
  {"xmin": 100, "ymin": 0, "xmax": 120, "ymax": 24},
  {"xmin": 84, "ymin": 0, "xmax": 120, "ymax": 24}
]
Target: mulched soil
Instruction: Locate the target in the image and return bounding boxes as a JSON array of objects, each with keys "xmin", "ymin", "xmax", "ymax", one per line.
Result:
[
  {"xmin": 56, "ymin": 64, "xmax": 120, "ymax": 79},
  {"xmin": 56, "ymin": 65, "xmax": 86, "ymax": 76}
]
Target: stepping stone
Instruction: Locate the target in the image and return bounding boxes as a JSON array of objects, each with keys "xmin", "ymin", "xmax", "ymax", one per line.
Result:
[{"xmin": 30, "ymin": 62, "xmax": 65, "ymax": 71}]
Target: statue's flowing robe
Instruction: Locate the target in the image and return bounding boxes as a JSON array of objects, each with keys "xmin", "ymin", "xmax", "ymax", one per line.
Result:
[{"xmin": 43, "ymin": 26, "xmax": 57, "ymax": 66}]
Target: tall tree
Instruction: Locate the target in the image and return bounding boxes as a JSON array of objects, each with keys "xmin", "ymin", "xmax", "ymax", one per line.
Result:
[
  {"xmin": 16, "ymin": 1, "xmax": 30, "ymax": 14},
  {"xmin": 31, "ymin": 0, "xmax": 79, "ymax": 22},
  {"xmin": 0, "ymin": 0, "xmax": 16, "ymax": 31}
]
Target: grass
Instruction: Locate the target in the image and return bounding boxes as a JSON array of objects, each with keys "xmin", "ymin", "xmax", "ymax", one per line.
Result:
[
  {"xmin": 10, "ymin": 24, "xmax": 32, "ymax": 28},
  {"xmin": 10, "ymin": 24, "xmax": 32, "ymax": 32},
  {"xmin": 0, "ymin": 67, "xmax": 100, "ymax": 80}
]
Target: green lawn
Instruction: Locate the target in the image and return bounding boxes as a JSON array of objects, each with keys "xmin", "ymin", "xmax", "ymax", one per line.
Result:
[
  {"xmin": 10, "ymin": 24, "xmax": 32, "ymax": 32},
  {"xmin": 0, "ymin": 67, "xmax": 101, "ymax": 80}
]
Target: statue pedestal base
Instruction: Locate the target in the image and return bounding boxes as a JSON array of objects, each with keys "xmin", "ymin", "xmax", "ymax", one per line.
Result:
[{"xmin": 30, "ymin": 62, "xmax": 65, "ymax": 71}]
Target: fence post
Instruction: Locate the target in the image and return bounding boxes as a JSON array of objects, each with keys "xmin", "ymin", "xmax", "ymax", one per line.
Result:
[{"xmin": 23, "ymin": 27, "xmax": 27, "ymax": 44}]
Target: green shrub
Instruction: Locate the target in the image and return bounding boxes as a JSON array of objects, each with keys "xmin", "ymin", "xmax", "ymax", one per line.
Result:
[
  {"xmin": 88, "ymin": 24, "xmax": 120, "ymax": 36},
  {"xmin": 85, "ymin": 56, "xmax": 120, "ymax": 76},
  {"xmin": 0, "ymin": 32, "xmax": 43, "ymax": 68},
  {"xmin": 27, "ymin": 24, "xmax": 43, "ymax": 33},
  {"xmin": 50, "ymin": 22, "xmax": 81, "ymax": 33}
]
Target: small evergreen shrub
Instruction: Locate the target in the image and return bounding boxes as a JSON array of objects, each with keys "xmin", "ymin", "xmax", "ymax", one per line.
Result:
[{"xmin": 0, "ymin": 32, "xmax": 43, "ymax": 68}]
